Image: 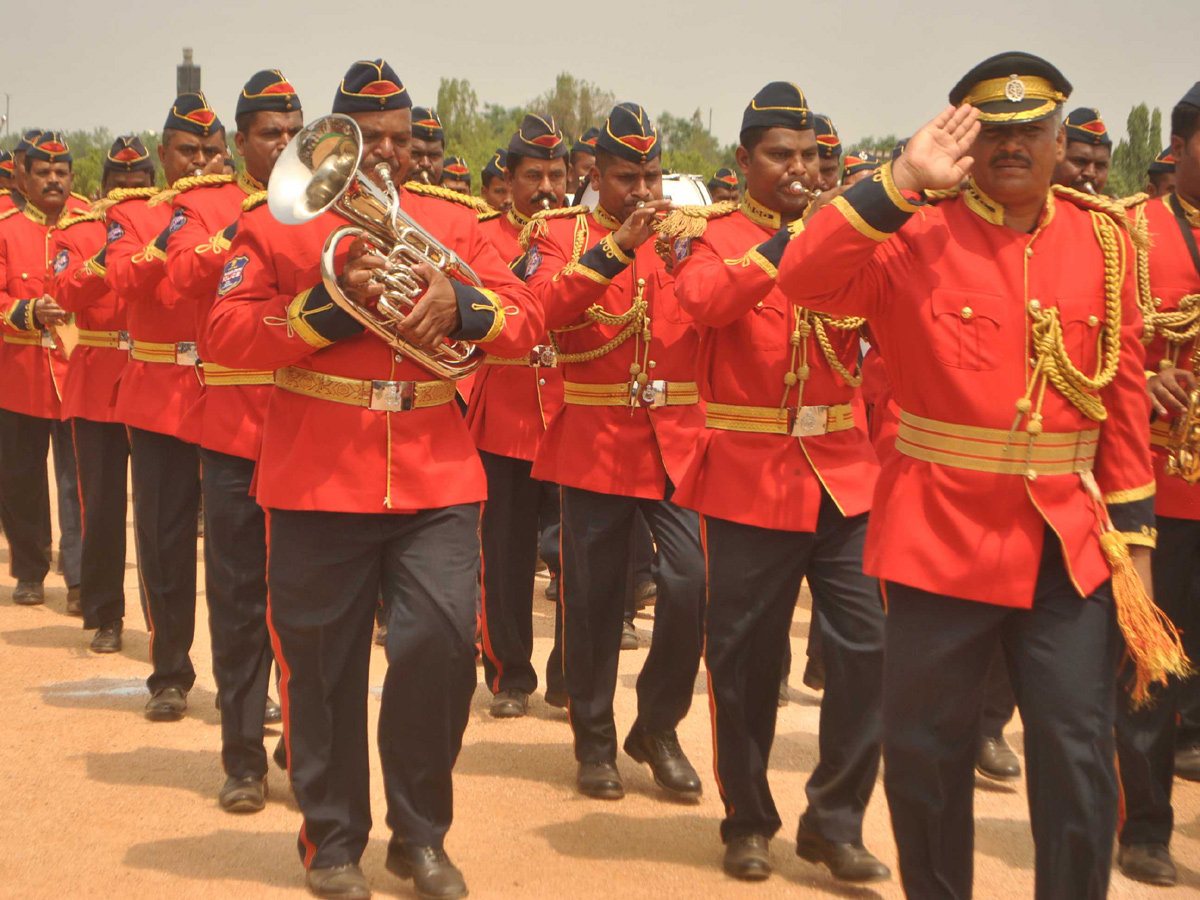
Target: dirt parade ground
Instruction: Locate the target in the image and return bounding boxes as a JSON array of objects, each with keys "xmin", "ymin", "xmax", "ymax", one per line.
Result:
[{"xmin": 0, "ymin": 483, "xmax": 1198, "ymax": 900}]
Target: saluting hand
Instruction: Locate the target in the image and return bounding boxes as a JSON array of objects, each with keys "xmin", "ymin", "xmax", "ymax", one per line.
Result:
[
  {"xmin": 613, "ymin": 199, "xmax": 672, "ymax": 254},
  {"xmin": 1149, "ymin": 368, "xmax": 1197, "ymax": 418},
  {"xmin": 892, "ymin": 104, "xmax": 981, "ymax": 194}
]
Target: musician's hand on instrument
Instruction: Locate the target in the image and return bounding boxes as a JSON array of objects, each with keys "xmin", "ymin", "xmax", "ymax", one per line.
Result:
[
  {"xmin": 892, "ymin": 104, "xmax": 980, "ymax": 193},
  {"xmin": 33, "ymin": 295, "xmax": 68, "ymax": 327},
  {"xmin": 1149, "ymin": 368, "xmax": 1197, "ymax": 417},
  {"xmin": 402, "ymin": 263, "xmax": 460, "ymax": 350},
  {"xmin": 613, "ymin": 199, "xmax": 672, "ymax": 254},
  {"xmin": 339, "ymin": 237, "xmax": 386, "ymax": 306},
  {"xmin": 201, "ymin": 154, "xmax": 229, "ymax": 177}
]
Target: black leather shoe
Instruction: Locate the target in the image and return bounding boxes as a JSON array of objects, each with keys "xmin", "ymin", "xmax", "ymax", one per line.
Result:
[
  {"xmin": 723, "ymin": 833, "xmax": 772, "ymax": 881},
  {"xmin": 577, "ymin": 761, "xmax": 624, "ymax": 799},
  {"xmin": 489, "ymin": 689, "xmax": 528, "ymax": 718},
  {"xmin": 976, "ymin": 735, "xmax": 1021, "ymax": 781},
  {"xmin": 373, "ymin": 622, "xmax": 388, "ymax": 646},
  {"xmin": 620, "ymin": 619, "xmax": 639, "ymax": 651},
  {"xmin": 65, "ymin": 586, "xmax": 82, "ymax": 616},
  {"xmin": 635, "ymin": 579, "xmax": 656, "ymax": 609},
  {"xmin": 544, "ymin": 689, "xmax": 568, "ymax": 709},
  {"xmin": 265, "ymin": 696, "xmax": 282, "ymax": 724},
  {"xmin": 386, "ymin": 839, "xmax": 468, "ymax": 900},
  {"xmin": 13, "ymin": 580, "xmax": 44, "ymax": 605},
  {"xmin": 90, "ymin": 620, "xmax": 123, "ymax": 654},
  {"xmin": 219, "ymin": 775, "xmax": 267, "ymax": 813},
  {"xmin": 624, "ymin": 726, "xmax": 702, "ymax": 800},
  {"xmin": 145, "ymin": 686, "xmax": 187, "ymax": 722},
  {"xmin": 544, "ymin": 575, "xmax": 558, "ymax": 602},
  {"xmin": 1117, "ymin": 843, "xmax": 1177, "ymax": 886},
  {"xmin": 273, "ymin": 736, "xmax": 289, "ymax": 771},
  {"xmin": 796, "ymin": 820, "xmax": 890, "ymax": 883},
  {"xmin": 1175, "ymin": 743, "xmax": 1200, "ymax": 782},
  {"xmin": 802, "ymin": 655, "xmax": 825, "ymax": 691},
  {"xmin": 306, "ymin": 863, "xmax": 371, "ymax": 899},
  {"xmin": 778, "ymin": 678, "xmax": 789, "ymax": 707}
]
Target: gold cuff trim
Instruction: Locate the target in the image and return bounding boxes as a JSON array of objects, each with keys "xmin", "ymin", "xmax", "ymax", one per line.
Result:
[
  {"xmin": 877, "ymin": 161, "xmax": 921, "ymax": 213},
  {"xmin": 286, "ymin": 289, "xmax": 333, "ymax": 350},
  {"xmin": 602, "ymin": 233, "xmax": 634, "ymax": 266},
  {"xmin": 746, "ymin": 249, "xmax": 777, "ymax": 279},
  {"xmin": 134, "ymin": 242, "xmax": 167, "ymax": 264},
  {"xmin": 1118, "ymin": 529, "xmax": 1158, "ymax": 549},
  {"xmin": 1104, "ymin": 482, "xmax": 1156, "ymax": 505},
  {"xmin": 571, "ymin": 263, "xmax": 612, "ymax": 285},
  {"xmin": 85, "ymin": 256, "xmax": 106, "ymax": 278},
  {"xmin": 474, "ymin": 288, "xmax": 506, "ymax": 344},
  {"xmin": 831, "ymin": 196, "xmax": 889, "ymax": 242}
]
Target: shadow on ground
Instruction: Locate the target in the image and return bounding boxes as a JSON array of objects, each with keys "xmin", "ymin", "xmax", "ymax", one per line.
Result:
[
  {"xmin": 35, "ymin": 675, "xmax": 220, "ymax": 725},
  {"xmin": 4, "ymin": 621, "xmax": 150, "ymax": 665}
]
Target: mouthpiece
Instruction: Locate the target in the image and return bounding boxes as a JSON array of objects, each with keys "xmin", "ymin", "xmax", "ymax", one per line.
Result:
[
  {"xmin": 419, "ymin": 170, "xmax": 431, "ymax": 185},
  {"xmin": 788, "ymin": 181, "xmax": 819, "ymax": 198},
  {"xmin": 1081, "ymin": 181, "xmax": 1097, "ymax": 195},
  {"xmin": 540, "ymin": 197, "xmax": 552, "ymax": 210}
]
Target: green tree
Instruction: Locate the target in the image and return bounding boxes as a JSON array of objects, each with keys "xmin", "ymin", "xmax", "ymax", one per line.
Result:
[
  {"xmin": 1109, "ymin": 103, "xmax": 1162, "ymax": 198},
  {"xmin": 530, "ymin": 73, "xmax": 614, "ymax": 146},
  {"xmin": 845, "ymin": 134, "xmax": 901, "ymax": 157},
  {"xmin": 658, "ymin": 109, "xmax": 736, "ymax": 177}
]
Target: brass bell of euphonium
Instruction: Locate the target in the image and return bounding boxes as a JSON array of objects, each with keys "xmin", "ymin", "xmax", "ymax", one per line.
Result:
[{"xmin": 267, "ymin": 114, "xmax": 485, "ymax": 380}]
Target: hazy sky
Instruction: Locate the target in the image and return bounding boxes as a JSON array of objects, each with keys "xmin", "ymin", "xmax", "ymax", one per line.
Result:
[{"xmin": 2, "ymin": 0, "xmax": 1197, "ymax": 151}]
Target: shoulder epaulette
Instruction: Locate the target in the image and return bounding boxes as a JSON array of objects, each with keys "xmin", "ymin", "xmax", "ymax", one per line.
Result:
[
  {"xmin": 58, "ymin": 211, "xmax": 104, "ymax": 230},
  {"xmin": 478, "ymin": 208, "xmax": 502, "ymax": 222},
  {"xmin": 657, "ymin": 200, "xmax": 740, "ymax": 241},
  {"xmin": 518, "ymin": 205, "xmax": 589, "ymax": 249},
  {"xmin": 92, "ymin": 186, "xmax": 160, "ymax": 214},
  {"xmin": 0, "ymin": 189, "xmax": 9, "ymax": 198},
  {"xmin": 0, "ymin": 208, "xmax": 19, "ymax": 223},
  {"xmin": 148, "ymin": 173, "xmax": 235, "ymax": 208},
  {"xmin": 403, "ymin": 182, "xmax": 492, "ymax": 213},
  {"xmin": 1116, "ymin": 192, "xmax": 1149, "ymax": 210},
  {"xmin": 70, "ymin": 191, "xmax": 91, "ymax": 204},
  {"xmin": 1051, "ymin": 185, "xmax": 1148, "ymax": 251},
  {"xmin": 242, "ymin": 190, "xmax": 269, "ymax": 212}
]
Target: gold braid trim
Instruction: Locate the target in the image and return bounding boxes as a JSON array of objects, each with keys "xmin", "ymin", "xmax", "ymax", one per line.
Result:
[
  {"xmin": 549, "ymin": 298, "xmax": 648, "ymax": 363},
  {"xmin": 0, "ymin": 208, "xmax": 19, "ymax": 222},
  {"xmin": 477, "ymin": 208, "xmax": 502, "ymax": 222},
  {"xmin": 403, "ymin": 182, "xmax": 492, "ymax": 213},
  {"xmin": 148, "ymin": 173, "xmax": 234, "ymax": 208},
  {"xmin": 57, "ymin": 211, "xmax": 104, "ymax": 230},
  {"xmin": 1023, "ymin": 211, "xmax": 1125, "ymax": 423},
  {"xmin": 656, "ymin": 200, "xmax": 740, "ymax": 241},
  {"xmin": 242, "ymin": 190, "xmax": 268, "ymax": 212},
  {"xmin": 91, "ymin": 186, "xmax": 160, "ymax": 214},
  {"xmin": 518, "ymin": 205, "xmax": 588, "ymax": 249},
  {"xmin": 1051, "ymin": 185, "xmax": 1149, "ymax": 252},
  {"xmin": 924, "ymin": 187, "xmax": 961, "ymax": 203},
  {"xmin": 810, "ymin": 312, "xmax": 866, "ymax": 387},
  {"xmin": 1130, "ymin": 198, "xmax": 1200, "ymax": 358},
  {"xmin": 1117, "ymin": 192, "xmax": 1149, "ymax": 210}
]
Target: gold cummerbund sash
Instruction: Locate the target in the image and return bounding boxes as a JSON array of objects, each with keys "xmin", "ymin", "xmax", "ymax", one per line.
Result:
[
  {"xmin": 129, "ymin": 340, "xmax": 199, "ymax": 366},
  {"xmin": 4, "ymin": 330, "xmax": 54, "ymax": 348},
  {"xmin": 895, "ymin": 409, "xmax": 1099, "ymax": 476},
  {"xmin": 1150, "ymin": 420, "xmax": 1170, "ymax": 449},
  {"xmin": 563, "ymin": 380, "xmax": 699, "ymax": 408},
  {"xmin": 706, "ymin": 401, "xmax": 855, "ymax": 436},
  {"xmin": 202, "ymin": 362, "xmax": 275, "ymax": 386},
  {"xmin": 274, "ymin": 366, "xmax": 457, "ymax": 412},
  {"xmin": 485, "ymin": 345, "xmax": 557, "ymax": 368},
  {"xmin": 76, "ymin": 328, "xmax": 130, "ymax": 350}
]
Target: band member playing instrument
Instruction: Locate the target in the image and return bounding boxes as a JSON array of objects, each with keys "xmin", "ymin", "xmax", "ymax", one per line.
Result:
[
  {"xmin": 0, "ymin": 133, "xmax": 79, "ymax": 608},
  {"xmin": 526, "ymin": 102, "xmax": 707, "ymax": 804},
  {"xmin": 1146, "ymin": 148, "xmax": 1177, "ymax": 199},
  {"xmin": 775, "ymin": 53, "xmax": 1182, "ymax": 899},
  {"xmin": 1114, "ymin": 81, "xmax": 1200, "ymax": 888},
  {"xmin": 52, "ymin": 136, "xmax": 156, "ymax": 652},
  {"xmin": 668, "ymin": 82, "xmax": 888, "ymax": 884},
  {"xmin": 470, "ymin": 113, "xmax": 568, "ymax": 718},
  {"xmin": 164, "ymin": 70, "xmax": 303, "ymax": 813},
  {"xmin": 706, "ymin": 167, "xmax": 739, "ymax": 203},
  {"xmin": 812, "ymin": 114, "xmax": 843, "ymax": 192},
  {"xmin": 480, "ymin": 149, "xmax": 511, "ymax": 211},
  {"xmin": 205, "ymin": 59, "xmax": 542, "ymax": 900},
  {"xmin": 408, "ymin": 106, "xmax": 445, "ymax": 186},
  {"xmin": 441, "ymin": 156, "xmax": 471, "ymax": 194},
  {"xmin": 568, "ymin": 127, "xmax": 599, "ymax": 194},
  {"xmin": 1054, "ymin": 107, "xmax": 1113, "ymax": 195}
]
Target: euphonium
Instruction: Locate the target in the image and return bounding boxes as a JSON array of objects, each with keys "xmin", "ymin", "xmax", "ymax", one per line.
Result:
[
  {"xmin": 1165, "ymin": 387, "xmax": 1200, "ymax": 484},
  {"xmin": 267, "ymin": 114, "xmax": 484, "ymax": 380}
]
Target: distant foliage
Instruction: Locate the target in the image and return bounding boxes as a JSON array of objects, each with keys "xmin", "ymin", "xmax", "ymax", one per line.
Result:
[{"xmin": 1108, "ymin": 103, "xmax": 1162, "ymax": 198}]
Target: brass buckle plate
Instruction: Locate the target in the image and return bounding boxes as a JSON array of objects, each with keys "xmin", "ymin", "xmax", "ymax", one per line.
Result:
[
  {"xmin": 118, "ymin": 331, "xmax": 131, "ymax": 351},
  {"xmin": 175, "ymin": 342, "xmax": 200, "ymax": 366},
  {"xmin": 791, "ymin": 405, "xmax": 829, "ymax": 437},
  {"xmin": 370, "ymin": 380, "xmax": 416, "ymax": 412}
]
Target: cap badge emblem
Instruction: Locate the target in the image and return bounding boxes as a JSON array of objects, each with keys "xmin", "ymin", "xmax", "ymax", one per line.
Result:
[{"xmin": 1005, "ymin": 75, "xmax": 1026, "ymax": 103}]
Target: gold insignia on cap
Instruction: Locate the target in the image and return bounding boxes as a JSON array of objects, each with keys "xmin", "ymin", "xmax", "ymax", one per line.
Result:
[{"xmin": 1005, "ymin": 75, "xmax": 1026, "ymax": 103}]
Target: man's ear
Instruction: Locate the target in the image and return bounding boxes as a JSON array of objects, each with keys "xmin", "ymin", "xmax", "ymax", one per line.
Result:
[
  {"xmin": 157, "ymin": 140, "xmax": 167, "ymax": 165},
  {"xmin": 234, "ymin": 131, "xmax": 248, "ymax": 158},
  {"xmin": 1055, "ymin": 123, "xmax": 1067, "ymax": 163},
  {"xmin": 1170, "ymin": 133, "xmax": 1185, "ymax": 160},
  {"xmin": 735, "ymin": 144, "xmax": 751, "ymax": 175}
]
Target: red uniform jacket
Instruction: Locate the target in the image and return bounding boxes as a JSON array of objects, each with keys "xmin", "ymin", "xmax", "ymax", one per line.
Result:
[
  {"xmin": 104, "ymin": 188, "xmax": 204, "ymax": 441},
  {"xmin": 1131, "ymin": 192, "xmax": 1200, "ymax": 521},
  {"xmin": 204, "ymin": 186, "xmax": 544, "ymax": 513},
  {"xmin": 526, "ymin": 207, "xmax": 705, "ymax": 500},
  {"xmin": 859, "ymin": 345, "xmax": 900, "ymax": 457},
  {"xmin": 673, "ymin": 202, "xmax": 878, "ymax": 531},
  {"xmin": 776, "ymin": 168, "xmax": 1154, "ymax": 608},
  {"xmin": 166, "ymin": 175, "xmax": 270, "ymax": 460},
  {"xmin": 51, "ymin": 212, "xmax": 126, "ymax": 423},
  {"xmin": 0, "ymin": 203, "xmax": 69, "ymax": 419},
  {"xmin": 465, "ymin": 209, "xmax": 564, "ymax": 462}
]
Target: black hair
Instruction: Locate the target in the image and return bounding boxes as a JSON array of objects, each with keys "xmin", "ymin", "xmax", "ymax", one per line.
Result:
[
  {"xmin": 739, "ymin": 127, "xmax": 767, "ymax": 154},
  {"xmin": 569, "ymin": 147, "xmax": 595, "ymax": 166},
  {"xmin": 1172, "ymin": 102, "xmax": 1200, "ymax": 143},
  {"xmin": 594, "ymin": 147, "xmax": 616, "ymax": 172},
  {"xmin": 1148, "ymin": 171, "xmax": 1173, "ymax": 191},
  {"xmin": 481, "ymin": 170, "xmax": 499, "ymax": 188}
]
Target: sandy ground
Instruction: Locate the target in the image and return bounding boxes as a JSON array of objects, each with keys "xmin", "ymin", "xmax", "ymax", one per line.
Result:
[{"xmin": 0, "ymin": 479, "xmax": 1197, "ymax": 900}]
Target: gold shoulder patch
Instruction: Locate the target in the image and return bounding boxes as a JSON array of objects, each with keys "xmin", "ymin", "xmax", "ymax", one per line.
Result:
[
  {"xmin": 58, "ymin": 211, "xmax": 105, "ymax": 230},
  {"xmin": 149, "ymin": 173, "xmax": 235, "ymax": 208},
  {"xmin": 242, "ymin": 190, "xmax": 269, "ymax": 212},
  {"xmin": 478, "ymin": 208, "xmax": 502, "ymax": 222},
  {"xmin": 657, "ymin": 200, "xmax": 740, "ymax": 241},
  {"xmin": 518, "ymin": 205, "xmax": 589, "ymax": 249},
  {"xmin": 0, "ymin": 207, "xmax": 19, "ymax": 222},
  {"xmin": 1051, "ymin": 185, "xmax": 1148, "ymax": 251},
  {"xmin": 403, "ymin": 182, "xmax": 493, "ymax": 213},
  {"xmin": 70, "ymin": 191, "xmax": 91, "ymax": 204},
  {"xmin": 1116, "ymin": 191, "xmax": 1149, "ymax": 210},
  {"xmin": 91, "ymin": 186, "xmax": 161, "ymax": 214}
]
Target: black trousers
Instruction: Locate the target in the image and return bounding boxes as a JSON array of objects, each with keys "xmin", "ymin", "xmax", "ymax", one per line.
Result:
[
  {"xmin": 72, "ymin": 419, "xmax": 129, "ymax": 629},
  {"xmin": 50, "ymin": 419, "xmax": 82, "ymax": 586},
  {"xmin": 479, "ymin": 450, "xmax": 564, "ymax": 696},
  {"xmin": 268, "ymin": 504, "xmax": 479, "ymax": 869},
  {"xmin": 883, "ymin": 533, "xmax": 1119, "ymax": 900},
  {"xmin": 980, "ymin": 643, "xmax": 1018, "ymax": 740},
  {"xmin": 201, "ymin": 449, "xmax": 273, "ymax": 780},
  {"xmin": 560, "ymin": 484, "xmax": 704, "ymax": 763},
  {"xmin": 129, "ymin": 426, "xmax": 200, "ymax": 695},
  {"xmin": 538, "ymin": 478, "xmax": 561, "ymax": 576},
  {"xmin": 703, "ymin": 492, "xmax": 883, "ymax": 844},
  {"xmin": 1116, "ymin": 515, "xmax": 1200, "ymax": 846},
  {"xmin": 0, "ymin": 408, "xmax": 54, "ymax": 583}
]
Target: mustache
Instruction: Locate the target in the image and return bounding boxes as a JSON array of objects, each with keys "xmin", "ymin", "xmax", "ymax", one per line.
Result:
[
  {"xmin": 41, "ymin": 185, "xmax": 63, "ymax": 195},
  {"xmin": 531, "ymin": 192, "xmax": 557, "ymax": 208},
  {"xmin": 990, "ymin": 151, "xmax": 1033, "ymax": 167}
]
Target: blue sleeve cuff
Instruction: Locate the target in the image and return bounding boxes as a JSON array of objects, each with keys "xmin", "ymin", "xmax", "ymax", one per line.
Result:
[
  {"xmin": 831, "ymin": 160, "xmax": 924, "ymax": 241},
  {"xmin": 450, "ymin": 281, "xmax": 506, "ymax": 343},
  {"xmin": 574, "ymin": 233, "xmax": 633, "ymax": 284},
  {"xmin": 8, "ymin": 299, "xmax": 39, "ymax": 332},
  {"xmin": 1108, "ymin": 492, "xmax": 1156, "ymax": 547},
  {"xmin": 285, "ymin": 281, "xmax": 364, "ymax": 348}
]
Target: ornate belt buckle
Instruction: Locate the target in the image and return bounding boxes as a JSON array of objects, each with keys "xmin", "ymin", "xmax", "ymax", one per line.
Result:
[
  {"xmin": 40, "ymin": 329, "xmax": 56, "ymax": 349},
  {"xmin": 371, "ymin": 380, "xmax": 416, "ymax": 412},
  {"xmin": 117, "ymin": 331, "xmax": 131, "ymax": 351},
  {"xmin": 638, "ymin": 379, "xmax": 669, "ymax": 409},
  {"xmin": 534, "ymin": 345, "xmax": 557, "ymax": 368},
  {"xmin": 791, "ymin": 405, "xmax": 829, "ymax": 437},
  {"xmin": 175, "ymin": 342, "xmax": 199, "ymax": 366}
]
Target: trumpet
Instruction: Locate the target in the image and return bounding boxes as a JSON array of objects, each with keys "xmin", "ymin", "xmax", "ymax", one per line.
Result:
[
  {"xmin": 268, "ymin": 114, "xmax": 484, "ymax": 380},
  {"xmin": 787, "ymin": 180, "xmax": 822, "ymax": 202},
  {"xmin": 1166, "ymin": 388, "xmax": 1200, "ymax": 484},
  {"xmin": 1081, "ymin": 181, "xmax": 1097, "ymax": 195}
]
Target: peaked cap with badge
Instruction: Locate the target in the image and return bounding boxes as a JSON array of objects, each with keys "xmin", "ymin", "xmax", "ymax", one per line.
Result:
[{"xmin": 949, "ymin": 51, "xmax": 1071, "ymax": 123}]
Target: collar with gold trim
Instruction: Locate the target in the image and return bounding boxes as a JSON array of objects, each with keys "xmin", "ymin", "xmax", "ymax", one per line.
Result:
[
  {"xmin": 507, "ymin": 207, "xmax": 531, "ymax": 231},
  {"xmin": 591, "ymin": 205, "xmax": 622, "ymax": 231},
  {"xmin": 741, "ymin": 193, "xmax": 782, "ymax": 229},
  {"xmin": 1171, "ymin": 192, "xmax": 1200, "ymax": 229},
  {"xmin": 960, "ymin": 179, "xmax": 1055, "ymax": 231},
  {"xmin": 238, "ymin": 171, "xmax": 265, "ymax": 195},
  {"xmin": 20, "ymin": 201, "xmax": 68, "ymax": 228}
]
